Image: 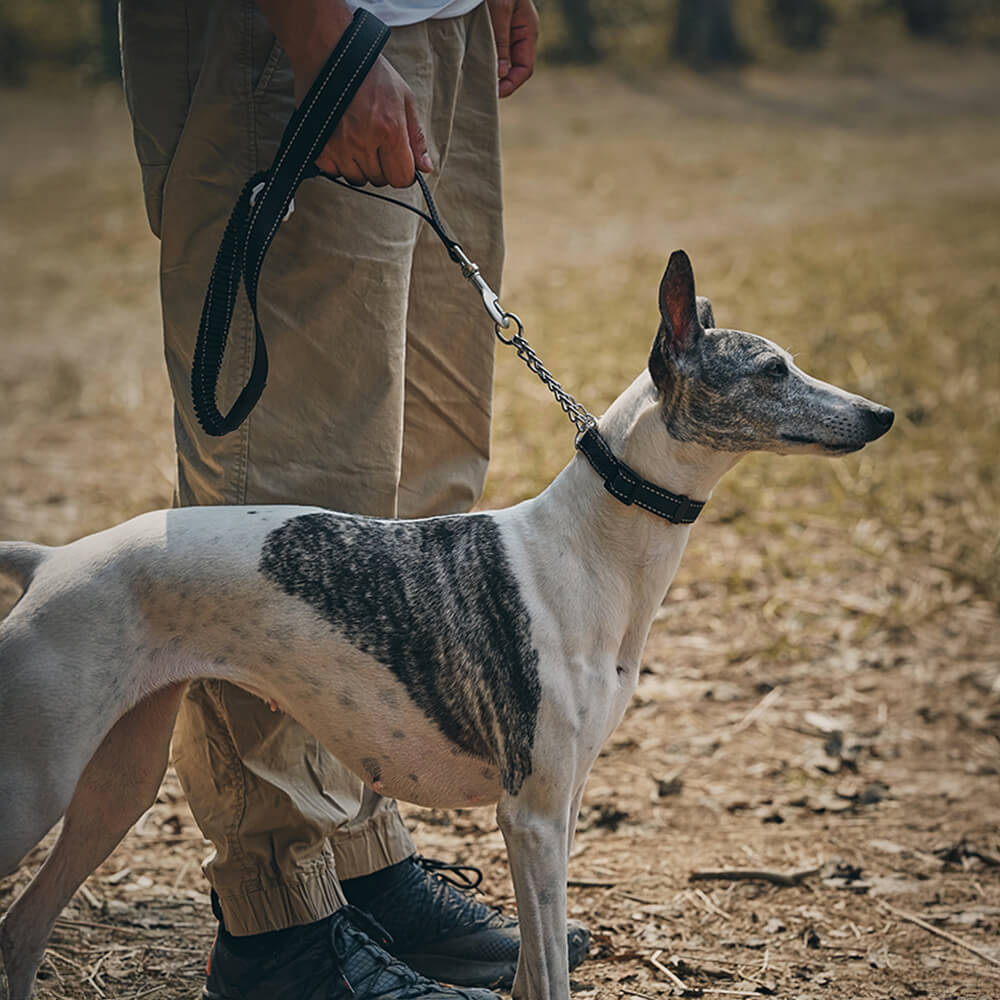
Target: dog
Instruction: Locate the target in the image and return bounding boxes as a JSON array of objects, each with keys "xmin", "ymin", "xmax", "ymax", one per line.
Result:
[{"xmin": 0, "ymin": 250, "xmax": 893, "ymax": 1000}]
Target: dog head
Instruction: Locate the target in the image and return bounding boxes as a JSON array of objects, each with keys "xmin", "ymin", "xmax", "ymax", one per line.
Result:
[{"xmin": 648, "ymin": 251, "xmax": 894, "ymax": 456}]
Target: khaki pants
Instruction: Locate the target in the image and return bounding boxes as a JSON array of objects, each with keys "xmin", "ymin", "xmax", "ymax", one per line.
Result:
[{"xmin": 120, "ymin": 0, "xmax": 503, "ymax": 935}]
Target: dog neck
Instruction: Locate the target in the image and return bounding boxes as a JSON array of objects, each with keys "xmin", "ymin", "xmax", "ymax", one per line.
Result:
[
  {"xmin": 517, "ymin": 372, "xmax": 742, "ymax": 671},
  {"xmin": 543, "ymin": 373, "xmax": 740, "ymax": 537},
  {"xmin": 604, "ymin": 372, "xmax": 741, "ymax": 502}
]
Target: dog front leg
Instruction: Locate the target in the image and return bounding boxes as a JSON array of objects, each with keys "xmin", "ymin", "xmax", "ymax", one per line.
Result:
[
  {"xmin": 497, "ymin": 777, "xmax": 575, "ymax": 1000},
  {"xmin": 0, "ymin": 683, "xmax": 184, "ymax": 1000}
]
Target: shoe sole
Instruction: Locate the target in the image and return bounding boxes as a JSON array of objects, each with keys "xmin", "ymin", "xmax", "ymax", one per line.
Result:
[
  {"xmin": 397, "ymin": 952, "xmax": 513, "ymax": 991},
  {"xmin": 204, "ymin": 928, "xmax": 590, "ymax": 996},
  {"xmin": 399, "ymin": 927, "xmax": 591, "ymax": 991}
]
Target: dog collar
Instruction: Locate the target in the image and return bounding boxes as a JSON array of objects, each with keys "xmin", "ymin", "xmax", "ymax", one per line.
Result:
[{"xmin": 575, "ymin": 426, "xmax": 705, "ymax": 525}]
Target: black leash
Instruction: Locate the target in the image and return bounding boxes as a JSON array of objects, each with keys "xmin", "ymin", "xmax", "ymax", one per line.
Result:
[
  {"xmin": 191, "ymin": 9, "xmax": 390, "ymax": 438},
  {"xmin": 189, "ymin": 10, "xmax": 705, "ymax": 525}
]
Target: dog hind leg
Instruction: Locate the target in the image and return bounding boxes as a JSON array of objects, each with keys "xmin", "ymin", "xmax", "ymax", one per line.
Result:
[{"xmin": 0, "ymin": 683, "xmax": 185, "ymax": 1000}]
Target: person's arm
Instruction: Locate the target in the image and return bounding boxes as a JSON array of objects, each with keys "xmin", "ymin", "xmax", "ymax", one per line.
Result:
[
  {"xmin": 486, "ymin": 0, "xmax": 540, "ymax": 98},
  {"xmin": 256, "ymin": 0, "xmax": 432, "ymax": 187}
]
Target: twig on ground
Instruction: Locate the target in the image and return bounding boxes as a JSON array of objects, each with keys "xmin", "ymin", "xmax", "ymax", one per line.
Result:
[
  {"xmin": 698, "ymin": 991, "xmax": 768, "ymax": 997},
  {"xmin": 54, "ymin": 917, "xmax": 163, "ymax": 936},
  {"xmin": 691, "ymin": 888, "xmax": 732, "ymax": 921},
  {"xmin": 79, "ymin": 884, "xmax": 103, "ymax": 910},
  {"xmin": 967, "ymin": 845, "xmax": 1000, "ymax": 867},
  {"xmin": 689, "ymin": 866, "xmax": 820, "ymax": 888},
  {"xmin": 44, "ymin": 948, "xmax": 87, "ymax": 973},
  {"xmin": 84, "ymin": 949, "xmax": 109, "ymax": 997},
  {"xmin": 877, "ymin": 901, "xmax": 1000, "ymax": 968},
  {"xmin": 125, "ymin": 985, "xmax": 168, "ymax": 1000},
  {"xmin": 649, "ymin": 949, "xmax": 690, "ymax": 994},
  {"xmin": 731, "ymin": 686, "xmax": 784, "ymax": 735},
  {"xmin": 613, "ymin": 888, "xmax": 663, "ymax": 905},
  {"xmin": 40, "ymin": 953, "xmax": 66, "ymax": 986},
  {"xmin": 757, "ymin": 948, "xmax": 769, "ymax": 979}
]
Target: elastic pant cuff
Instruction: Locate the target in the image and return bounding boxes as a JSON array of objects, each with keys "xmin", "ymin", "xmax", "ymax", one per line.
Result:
[
  {"xmin": 330, "ymin": 805, "xmax": 417, "ymax": 880},
  {"xmin": 214, "ymin": 859, "xmax": 346, "ymax": 936}
]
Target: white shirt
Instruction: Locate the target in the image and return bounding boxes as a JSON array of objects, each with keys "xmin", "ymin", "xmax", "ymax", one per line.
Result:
[{"xmin": 349, "ymin": 1, "xmax": 482, "ymax": 28}]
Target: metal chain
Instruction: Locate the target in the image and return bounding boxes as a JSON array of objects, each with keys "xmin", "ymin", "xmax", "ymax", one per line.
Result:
[
  {"xmin": 323, "ymin": 172, "xmax": 597, "ymax": 436},
  {"xmin": 494, "ymin": 312, "xmax": 597, "ymax": 436}
]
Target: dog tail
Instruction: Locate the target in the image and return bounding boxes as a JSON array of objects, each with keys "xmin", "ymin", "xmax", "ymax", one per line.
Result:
[{"xmin": 0, "ymin": 542, "xmax": 49, "ymax": 590}]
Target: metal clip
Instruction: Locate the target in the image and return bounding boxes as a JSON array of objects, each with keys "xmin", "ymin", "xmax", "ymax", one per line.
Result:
[{"xmin": 452, "ymin": 244, "xmax": 509, "ymax": 329}]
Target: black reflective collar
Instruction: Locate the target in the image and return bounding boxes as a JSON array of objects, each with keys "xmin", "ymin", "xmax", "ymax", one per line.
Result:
[{"xmin": 575, "ymin": 426, "xmax": 705, "ymax": 525}]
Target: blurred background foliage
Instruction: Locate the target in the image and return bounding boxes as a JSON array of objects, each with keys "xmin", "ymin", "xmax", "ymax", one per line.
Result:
[{"xmin": 2, "ymin": 0, "xmax": 999, "ymax": 86}]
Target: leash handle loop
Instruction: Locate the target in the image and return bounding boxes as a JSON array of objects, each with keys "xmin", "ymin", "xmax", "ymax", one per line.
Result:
[{"xmin": 191, "ymin": 10, "xmax": 390, "ymax": 438}]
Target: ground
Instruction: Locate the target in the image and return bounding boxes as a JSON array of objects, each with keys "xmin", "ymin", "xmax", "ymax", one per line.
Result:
[{"xmin": 1, "ymin": 37, "xmax": 999, "ymax": 1000}]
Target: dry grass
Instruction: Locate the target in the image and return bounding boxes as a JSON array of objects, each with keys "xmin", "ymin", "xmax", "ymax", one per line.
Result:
[{"xmin": 1, "ymin": 41, "xmax": 999, "ymax": 1000}]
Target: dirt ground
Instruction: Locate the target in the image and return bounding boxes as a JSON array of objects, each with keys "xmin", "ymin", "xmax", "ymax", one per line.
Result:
[{"xmin": 2, "ymin": 37, "xmax": 999, "ymax": 1000}]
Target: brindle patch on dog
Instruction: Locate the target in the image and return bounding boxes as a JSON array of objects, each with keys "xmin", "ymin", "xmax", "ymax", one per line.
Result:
[{"xmin": 259, "ymin": 512, "xmax": 541, "ymax": 795}]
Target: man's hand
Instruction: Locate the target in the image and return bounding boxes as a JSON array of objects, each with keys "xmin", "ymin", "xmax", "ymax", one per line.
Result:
[
  {"xmin": 316, "ymin": 55, "xmax": 432, "ymax": 187},
  {"xmin": 486, "ymin": 0, "xmax": 539, "ymax": 98},
  {"xmin": 257, "ymin": 0, "xmax": 432, "ymax": 187}
]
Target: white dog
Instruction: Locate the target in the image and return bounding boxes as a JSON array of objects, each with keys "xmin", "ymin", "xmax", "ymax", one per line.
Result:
[{"xmin": 0, "ymin": 251, "xmax": 893, "ymax": 999}]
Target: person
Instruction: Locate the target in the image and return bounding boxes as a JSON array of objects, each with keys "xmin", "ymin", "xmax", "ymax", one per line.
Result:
[{"xmin": 118, "ymin": 1, "xmax": 589, "ymax": 997}]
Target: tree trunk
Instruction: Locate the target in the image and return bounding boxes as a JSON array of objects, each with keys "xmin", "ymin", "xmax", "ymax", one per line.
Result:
[
  {"xmin": 672, "ymin": 0, "xmax": 748, "ymax": 70},
  {"xmin": 768, "ymin": 0, "xmax": 834, "ymax": 50},
  {"xmin": 99, "ymin": 0, "xmax": 121, "ymax": 78},
  {"xmin": 556, "ymin": 0, "xmax": 600, "ymax": 63},
  {"xmin": 899, "ymin": 0, "xmax": 952, "ymax": 37},
  {"xmin": 0, "ymin": 16, "xmax": 30, "ymax": 85}
]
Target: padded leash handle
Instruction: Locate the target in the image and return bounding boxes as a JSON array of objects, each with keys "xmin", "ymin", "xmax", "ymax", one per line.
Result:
[{"xmin": 191, "ymin": 9, "xmax": 390, "ymax": 437}]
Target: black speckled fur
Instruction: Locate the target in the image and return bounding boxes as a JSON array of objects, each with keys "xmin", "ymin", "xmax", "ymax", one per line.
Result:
[{"xmin": 259, "ymin": 512, "xmax": 540, "ymax": 795}]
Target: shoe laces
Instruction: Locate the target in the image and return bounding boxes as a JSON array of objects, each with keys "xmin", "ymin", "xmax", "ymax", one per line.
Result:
[
  {"xmin": 415, "ymin": 855, "xmax": 484, "ymax": 893},
  {"xmin": 326, "ymin": 906, "xmax": 447, "ymax": 999},
  {"xmin": 379, "ymin": 857, "xmax": 509, "ymax": 951}
]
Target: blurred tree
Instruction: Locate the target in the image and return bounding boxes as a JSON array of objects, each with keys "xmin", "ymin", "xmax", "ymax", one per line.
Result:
[
  {"xmin": 768, "ymin": 0, "xmax": 834, "ymax": 49},
  {"xmin": 672, "ymin": 0, "xmax": 748, "ymax": 69},
  {"xmin": 553, "ymin": 0, "xmax": 600, "ymax": 62},
  {"xmin": 98, "ymin": 0, "xmax": 120, "ymax": 78},
  {"xmin": 0, "ymin": 14, "xmax": 31, "ymax": 85},
  {"xmin": 899, "ymin": 0, "xmax": 954, "ymax": 35}
]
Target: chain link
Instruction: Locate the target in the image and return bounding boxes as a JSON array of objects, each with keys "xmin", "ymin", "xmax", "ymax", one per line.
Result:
[{"xmin": 495, "ymin": 312, "xmax": 597, "ymax": 436}]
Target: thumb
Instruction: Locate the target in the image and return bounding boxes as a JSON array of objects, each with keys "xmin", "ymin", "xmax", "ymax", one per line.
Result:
[{"xmin": 406, "ymin": 93, "xmax": 433, "ymax": 174}]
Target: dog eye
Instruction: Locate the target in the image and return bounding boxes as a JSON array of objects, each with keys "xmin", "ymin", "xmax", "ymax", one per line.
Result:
[{"xmin": 761, "ymin": 357, "xmax": 788, "ymax": 378}]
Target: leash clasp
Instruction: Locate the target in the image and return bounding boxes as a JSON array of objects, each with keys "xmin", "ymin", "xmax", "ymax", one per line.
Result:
[{"xmin": 451, "ymin": 244, "xmax": 508, "ymax": 329}]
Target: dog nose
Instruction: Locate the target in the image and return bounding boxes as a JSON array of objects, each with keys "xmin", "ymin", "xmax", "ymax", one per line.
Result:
[{"xmin": 866, "ymin": 405, "xmax": 894, "ymax": 438}]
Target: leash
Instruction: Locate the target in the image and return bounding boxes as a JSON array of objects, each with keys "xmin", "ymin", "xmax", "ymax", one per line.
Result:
[
  {"xmin": 191, "ymin": 9, "xmax": 390, "ymax": 437},
  {"xmin": 189, "ymin": 10, "xmax": 704, "ymax": 525}
]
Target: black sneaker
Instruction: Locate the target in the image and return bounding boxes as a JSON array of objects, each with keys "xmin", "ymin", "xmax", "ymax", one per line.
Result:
[
  {"xmin": 341, "ymin": 856, "xmax": 591, "ymax": 989},
  {"xmin": 203, "ymin": 904, "xmax": 501, "ymax": 1000}
]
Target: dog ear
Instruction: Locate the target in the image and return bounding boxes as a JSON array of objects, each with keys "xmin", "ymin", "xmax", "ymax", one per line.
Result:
[
  {"xmin": 649, "ymin": 250, "xmax": 702, "ymax": 394},
  {"xmin": 658, "ymin": 251, "xmax": 701, "ymax": 352}
]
